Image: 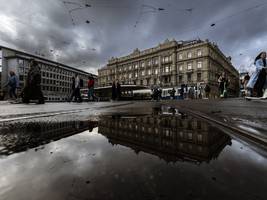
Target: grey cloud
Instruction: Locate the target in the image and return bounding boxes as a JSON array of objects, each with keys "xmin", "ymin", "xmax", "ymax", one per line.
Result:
[{"xmin": 1, "ymin": 0, "xmax": 267, "ymax": 74}]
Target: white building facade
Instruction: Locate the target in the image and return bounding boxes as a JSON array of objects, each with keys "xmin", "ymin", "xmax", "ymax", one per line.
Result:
[{"xmin": 0, "ymin": 46, "xmax": 97, "ymax": 101}]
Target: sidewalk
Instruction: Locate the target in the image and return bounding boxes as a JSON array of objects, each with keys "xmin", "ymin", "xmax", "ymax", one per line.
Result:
[{"xmin": 0, "ymin": 101, "xmax": 133, "ymax": 121}]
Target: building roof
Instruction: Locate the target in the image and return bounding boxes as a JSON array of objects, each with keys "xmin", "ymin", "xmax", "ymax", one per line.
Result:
[{"xmin": 0, "ymin": 45, "xmax": 97, "ymax": 77}]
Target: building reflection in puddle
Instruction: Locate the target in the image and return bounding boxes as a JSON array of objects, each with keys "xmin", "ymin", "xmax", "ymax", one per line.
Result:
[
  {"xmin": 98, "ymin": 107, "xmax": 232, "ymax": 164},
  {"xmin": 0, "ymin": 120, "xmax": 98, "ymax": 156}
]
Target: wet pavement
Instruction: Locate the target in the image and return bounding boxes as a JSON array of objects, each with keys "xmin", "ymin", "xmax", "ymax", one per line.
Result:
[
  {"xmin": 0, "ymin": 105, "xmax": 267, "ymax": 200},
  {"xmin": 165, "ymin": 98, "xmax": 267, "ymax": 145}
]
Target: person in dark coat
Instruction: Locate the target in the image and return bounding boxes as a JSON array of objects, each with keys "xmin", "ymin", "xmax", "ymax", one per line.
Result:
[
  {"xmin": 22, "ymin": 59, "xmax": 44, "ymax": 104},
  {"xmin": 169, "ymin": 88, "xmax": 176, "ymax": 99},
  {"xmin": 68, "ymin": 76, "xmax": 76, "ymax": 102},
  {"xmin": 116, "ymin": 80, "xmax": 121, "ymax": 100},
  {"xmin": 204, "ymin": 84, "xmax": 211, "ymax": 98},
  {"xmin": 111, "ymin": 81, "xmax": 117, "ymax": 100}
]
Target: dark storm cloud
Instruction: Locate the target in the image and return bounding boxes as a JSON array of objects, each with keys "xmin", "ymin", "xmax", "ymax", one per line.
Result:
[{"xmin": 1, "ymin": 0, "xmax": 267, "ymax": 74}]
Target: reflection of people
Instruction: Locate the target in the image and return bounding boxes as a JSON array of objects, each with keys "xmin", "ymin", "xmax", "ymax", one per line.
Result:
[
  {"xmin": 247, "ymin": 52, "xmax": 267, "ymax": 97},
  {"xmin": 22, "ymin": 59, "xmax": 44, "ymax": 104},
  {"xmin": 4, "ymin": 71, "xmax": 19, "ymax": 100}
]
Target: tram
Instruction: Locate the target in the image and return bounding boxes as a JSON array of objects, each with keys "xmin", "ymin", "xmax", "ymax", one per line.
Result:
[{"xmin": 81, "ymin": 85, "xmax": 149, "ymax": 101}]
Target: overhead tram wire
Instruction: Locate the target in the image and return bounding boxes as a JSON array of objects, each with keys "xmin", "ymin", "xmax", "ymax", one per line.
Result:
[
  {"xmin": 166, "ymin": 1, "xmax": 267, "ymax": 39},
  {"xmin": 210, "ymin": 1, "xmax": 267, "ymax": 27}
]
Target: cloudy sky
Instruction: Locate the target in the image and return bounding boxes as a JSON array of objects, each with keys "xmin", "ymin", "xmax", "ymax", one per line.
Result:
[{"xmin": 1, "ymin": 0, "xmax": 267, "ymax": 74}]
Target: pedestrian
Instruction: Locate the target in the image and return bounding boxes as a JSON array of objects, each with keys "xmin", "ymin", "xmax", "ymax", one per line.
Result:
[
  {"xmin": 204, "ymin": 84, "xmax": 211, "ymax": 98},
  {"xmin": 74, "ymin": 74, "xmax": 82, "ymax": 102},
  {"xmin": 87, "ymin": 76, "xmax": 96, "ymax": 101},
  {"xmin": 243, "ymin": 73, "xmax": 250, "ymax": 96},
  {"xmin": 180, "ymin": 84, "xmax": 185, "ymax": 99},
  {"xmin": 116, "ymin": 80, "xmax": 121, "ymax": 100},
  {"xmin": 218, "ymin": 72, "xmax": 229, "ymax": 98},
  {"xmin": 111, "ymin": 81, "xmax": 117, "ymax": 100},
  {"xmin": 68, "ymin": 76, "xmax": 76, "ymax": 102},
  {"xmin": 188, "ymin": 87, "xmax": 194, "ymax": 99},
  {"xmin": 246, "ymin": 52, "xmax": 267, "ymax": 97},
  {"xmin": 4, "ymin": 71, "xmax": 19, "ymax": 100},
  {"xmin": 22, "ymin": 59, "xmax": 45, "ymax": 104},
  {"xmin": 169, "ymin": 88, "xmax": 176, "ymax": 99}
]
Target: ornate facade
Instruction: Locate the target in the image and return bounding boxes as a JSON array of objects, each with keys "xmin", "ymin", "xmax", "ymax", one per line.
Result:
[{"xmin": 98, "ymin": 39, "xmax": 240, "ymax": 98}]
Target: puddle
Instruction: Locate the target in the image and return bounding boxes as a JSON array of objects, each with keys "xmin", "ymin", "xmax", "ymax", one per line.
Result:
[
  {"xmin": 0, "ymin": 106, "xmax": 267, "ymax": 200},
  {"xmin": 0, "ymin": 120, "xmax": 98, "ymax": 156}
]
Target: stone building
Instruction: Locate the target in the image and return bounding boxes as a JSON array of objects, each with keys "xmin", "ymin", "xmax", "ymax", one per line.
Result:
[
  {"xmin": 0, "ymin": 46, "xmax": 97, "ymax": 101},
  {"xmin": 98, "ymin": 39, "xmax": 240, "ymax": 98}
]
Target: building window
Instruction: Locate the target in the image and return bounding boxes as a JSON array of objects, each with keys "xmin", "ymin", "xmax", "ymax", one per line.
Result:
[
  {"xmin": 164, "ymin": 56, "xmax": 169, "ymax": 63},
  {"xmin": 141, "ymin": 62, "xmax": 145, "ymax": 67},
  {"xmin": 179, "ymin": 65, "xmax": 183, "ymax": 72},
  {"xmin": 135, "ymin": 72, "xmax": 138, "ymax": 78},
  {"xmin": 148, "ymin": 60, "xmax": 151, "ymax": 66},
  {"xmin": 187, "ymin": 63, "xmax": 192, "ymax": 70},
  {"xmin": 148, "ymin": 69, "xmax": 151, "ymax": 75},
  {"xmin": 197, "ymin": 50, "xmax": 202, "ymax": 57},
  {"xmin": 129, "ymin": 65, "xmax": 132, "ymax": 70},
  {"xmin": 18, "ymin": 59, "xmax": 24, "ymax": 66},
  {"xmin": 187, "ymin": 73, "xmax": 192, "ymax": 82},
  {"xmin": 129, "ymin": 74, "xmax": 132, "ymax": 79},
  {"xmin": 135, "ymin": 64, "xmax": 138, "ymax": 69},
  {"xmin": 19, "ymin": 75, "xmax": 24, "ymax": 81},
  {"xmin": 197, "ymin": 61, "xmax": 202, "ymax": 69},
  {"xmin": 188, "ymin": 133, "xmax": 193, "ymax": 140},
  {"xmin": 197, "ymin": 73, "xmax": 202, "ymax": 81},
  {"xmin": 141, "ymin": 70, "xmax": 145, "ymax": 76},
  {"xmin": 197, "ymin": 134, "xmax": 203, "ymax": 142},
  {"xmin": 165, "ymin": 66, "xmax": 170, "ymax": 73},
  {"xmin": 187, "ymin": 52, "xmax": 192, "ymax": 58},
  {"xmin": 154, "ymin": 58, "xmax": 158, "ymax": 65},
  {"xmin": 155, "ymin": 69, "xmax": 158, "ymax": 75},
  {"xmin": 178, "ymin": 54, "xmax": 183, "ymax": 60}
]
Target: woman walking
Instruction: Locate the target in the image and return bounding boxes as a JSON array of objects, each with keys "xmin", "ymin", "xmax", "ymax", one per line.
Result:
[
  {"xmin": 22, "ymin": 59, "xmax": 45, "ymax": 104},
  {"xmin": 247, "ymin": 52, "xmax": 267, "ymax": 97}
]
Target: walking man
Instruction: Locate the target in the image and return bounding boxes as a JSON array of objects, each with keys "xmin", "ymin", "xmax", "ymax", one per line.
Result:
[
  {"xmin": 87, "ymin": 76, "xmax": 96, "ymax": 101},
  {"xmin": 5, "ymin": 71, "xmax": 19, "ymax": 100}
]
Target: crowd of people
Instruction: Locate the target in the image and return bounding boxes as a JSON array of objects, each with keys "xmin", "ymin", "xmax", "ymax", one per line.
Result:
[{"xmin": 3, "ymin": 59, "xmax": 98, "ymax": 104}]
